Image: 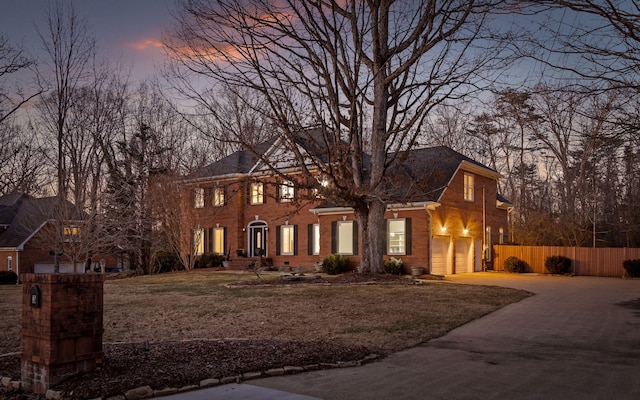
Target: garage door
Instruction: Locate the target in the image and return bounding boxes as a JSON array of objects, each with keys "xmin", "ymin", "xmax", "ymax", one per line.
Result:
[
  {"xmin": 431, "ymin": 236, "xmax": 451, "ymax": 275},
  {"xmin": 455, "ymin": 238, "xmax": 473, "ymax": 273}
]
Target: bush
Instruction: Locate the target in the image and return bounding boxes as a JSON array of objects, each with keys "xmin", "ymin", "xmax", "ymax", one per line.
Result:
[
  {"xmin": 0, "ymin": 270, "xmax": 18, "ymax": 285},
  {"xmin": 623, "ymin": 259, "xmax": 640, "ymax": 278},
  {"xmin": 504, "ymin": 256, "xmax": 528, "ymax": 273},
  {"xmin": 322, "ymin": 254, "xmax": 353, "ymax": 275},
  {"xmin": 384, "ymin": 257, "xmax": 404, "ymax": 275},
  {"xmin": 545, "ymin": 255, "xmax": 572, "ymax": 274},
  {"xmin": 195, "ymin": 253, "xmax": 226, "ymax": 269},
  {"xmin": 155, "ymin": 252, "xmax": 183, "ymax": 273}
]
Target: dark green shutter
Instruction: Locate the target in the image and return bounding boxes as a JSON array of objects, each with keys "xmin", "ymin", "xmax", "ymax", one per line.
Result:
[
  {"xmin": 352, "ymin": 221, "xmax": 358, "ymax": 255},
  {"xmin": 384, "ymin": 220, "xmax": 388, "ymax": 255},
  {"xmin": 223, "ymin": 227, "xmax": 228, "ymax": 255},
  {"xmin": 405, "ymin": 218, "xmax": 412, "ymax": 255},
  {"xmin": 331, "ymin": 221, "xmax": 337, "ymax": 253},
  {"xmin": 208, "ymin": 228, "xmax": 213, "ymax": 253},
  {"xmin": 307, "ymin": 224, "xmax": 313, "ymax": 255},
  {"xmin": 276, "ymin": 226, "xmax": 281, "ymax": 255},
  {"xmin": 293, "ymin": 225, "xmax": 298, "ymax": 255}
]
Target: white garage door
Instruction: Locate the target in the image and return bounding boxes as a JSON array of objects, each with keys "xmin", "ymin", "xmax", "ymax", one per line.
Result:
[
  {"xmin": 455, "ymin": 238, "xmax": 473, "ymax": 274},
  {"xmin": 431, "ymin": 236, "xmax": 451, "ymax": 275}
]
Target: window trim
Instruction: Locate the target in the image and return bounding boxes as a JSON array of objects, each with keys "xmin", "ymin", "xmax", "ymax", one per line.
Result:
[
  {"xmin": 213, "ymin": 187, "xmax": 225, "ymax": 207},
  {"xmin": 194, "ymin": 187, "xmax": 204, "ymax": 208},
  {"xmin": 250, "ymin": 182, "xmax": 264, "ymax": 205},
  {"xmin": 387, "ymin": 219, "xmax": 406, "ymax": 255},
  {"xmin": 278, "ymin": 180, "xmax": 295, "ymax": 202},
  {"xmin": 333, "ymin": 220, "xmax": 358, "ymax": 256},
  {"xmin": 463, "ymin": 173, "xmax": 474, "ymax": 202}
]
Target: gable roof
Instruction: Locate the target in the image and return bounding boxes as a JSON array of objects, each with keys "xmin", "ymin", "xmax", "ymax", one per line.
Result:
[
  {"xmin": 0, "ymin": 193, "xmax": 84, "ymax": 249},
  {"xmin": 183, "ymin": 132, "xmax": 507, "ymax": 205}
]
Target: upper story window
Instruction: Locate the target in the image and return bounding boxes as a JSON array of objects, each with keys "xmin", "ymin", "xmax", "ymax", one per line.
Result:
[
  {"xmin": 279, "ymin": 180, "xmax": 295, "ymax": 202},
  {"xmin": 194, "ymin": 188, "xmax": 204, "ymax": 208},
  {"xmin": 250, "ymin": 182, "xmax": 264, "ymax": 204},
  {"xmin": 464, "ymin": 173, "xmax": 474, "ymax": 202},
  {"xmin": 63, "ymin": 226, "xmax": 80, "ymax": 242},
  {"xmin": 213, "ymin": 187, "xmax": 225, "ymax": 207}
]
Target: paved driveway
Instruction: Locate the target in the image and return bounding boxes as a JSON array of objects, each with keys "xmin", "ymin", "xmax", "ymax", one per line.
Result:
[{"xmin": 250, "ymin": 273, "xmax": 640, "ymax": 399}]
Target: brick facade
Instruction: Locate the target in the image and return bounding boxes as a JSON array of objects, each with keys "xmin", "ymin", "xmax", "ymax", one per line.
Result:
[{"xmin": 21, "ymin": 273, "xmax": 104, "ymax": 394}]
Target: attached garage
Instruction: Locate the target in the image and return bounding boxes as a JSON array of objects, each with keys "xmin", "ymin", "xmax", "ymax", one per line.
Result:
[
  {"xmin": 455, "ymin": 238, "xmax": 474, "ymax": 274},
  {"xmin": 431, "ymin": 236, "xmax": 451, "ymax": 275}
]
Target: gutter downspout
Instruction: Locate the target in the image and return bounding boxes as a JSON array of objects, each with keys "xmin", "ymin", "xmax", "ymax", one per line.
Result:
[
  {"xmin": 427, "ymin": 208, "xmax": 433, "ymax": 275},
  {"xmin": 482, "ymin": 186, "xmax": 486, "ymax": 271}
]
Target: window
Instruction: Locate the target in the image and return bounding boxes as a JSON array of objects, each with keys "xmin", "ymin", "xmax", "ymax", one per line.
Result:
[
  {"xmin": 333, "ymin": 220, "xmax": 358, "ymax": 255},
  {"xmin": 499, "ymin": 228, "xmax": 504, "ymax": 244},
  {"xmin": 485, "ymin": 226, "xmax": 492, "ymax": 261},
  {"xmin": 213, "ymin": 187, "xmax": 225, "ymax": 206},
  {"xmin": 281, "ymin": 225, "xmax": 295, "ymax": 255},
  {"xmin": 194, "ymin": 188, "xmax": 204, "ymax": 208},
  {"xmin": 276, "ymin": 224, "xmax": 297, "ymax": 255},
  {"xmin": 63, "ymin": 226, "xmax": 80, "ymax": 242},
  {"xmin": 312, "ymin": 224, "xmax": 320, "ymax": 255},
  {"xmin": 213, "ymin": 228, "xmax": 225, "ymax": 254},
  {"xmin": 464, "ymin": 173, "xmax": 474, "ymax": 202},
  {"xmin": 194, "ymin": 228, "xmax": 204, "ymax": 255},
  {"xmin": 7, "ymin": 256, "xmax": 12, "ymax": 272},
  {"xmin": 250, "ymin": 182, "xmax": 264, "ymax": 204},
  {"xmin": 387, "ymin": 219, "xmax": 409, "ymax": 255},
  {"xmin": 279, "ymin": 180, "xmax": 295, "ymax": 202}
]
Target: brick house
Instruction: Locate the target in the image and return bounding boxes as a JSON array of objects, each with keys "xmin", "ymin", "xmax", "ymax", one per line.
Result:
[
  {"xmin": 0, "ymin": 193, "xmax": 114, "ymax": 275},
  {"xmin": 180, "ymin": 133, "xmax": 512, "ymax": 274}
]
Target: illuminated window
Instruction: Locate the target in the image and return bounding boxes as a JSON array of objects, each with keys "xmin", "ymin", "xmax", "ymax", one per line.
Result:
[
  {"xmin": 213, "ymin": 227, "xmax": 225, "ymax": 254},
  {"xmin": 464, "ymin": 173, "xmax": 474, "ymax": 202},
  {"xmin": 63, "ymin": 226, "xmax": 80, "ymax": 242},
  {"xmin": 251, "ymin": 182, "xmax": 264, "ymax": 204},
  {"xmin": 387, "ymin": 219, "xmax": 406, "ymax": 255},
  {"xmin": 499, "ymin": 228, "xmax": 504, "ymax": 244},
  {"xmin": 337, "ymin": 221, "xmax": 354, "ymax": 255},
  {"xmin": 280, "ymin": 225, "xmax": 295, "ymax": 255},
  {"xmin": 213, "ymin": 187, "xmax": 225, "ymax": 206},
  {"xmin": 194, "ymin": 188, "xmax": 204, "ymax": 208},
  {"xmin": 312, "ymin": 224, "xmax": 320, "ymax": 255},
  {"xmin": 485, "ymin": 226, "xmax": 492, "ymax": 261},
  {"xmin": 194, "ymin": 228, "xmax": 204, "ymax": 255},
  {"xmin": 7, "ymin": 256, "xmax": 12, "ymax": 272},
  {"xmin": 279, "ymin": 181, "xmax": 295, "ymax": 202}
]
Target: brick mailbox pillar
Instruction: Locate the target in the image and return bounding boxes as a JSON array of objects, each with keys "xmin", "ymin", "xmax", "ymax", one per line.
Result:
[{"xmin": 21, "ymin": 273, "xmax": 104, "ymax": 394}]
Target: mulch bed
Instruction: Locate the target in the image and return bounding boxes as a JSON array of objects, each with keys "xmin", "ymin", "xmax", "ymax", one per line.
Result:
[{"xmin": 0, "ymin": 339, "xmax": 372, "ymax": 399}]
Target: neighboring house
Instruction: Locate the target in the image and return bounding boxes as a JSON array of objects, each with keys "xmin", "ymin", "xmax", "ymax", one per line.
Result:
[
  {"xmin": 180, "ymin": 133, "xmax": 512, "ymax": 274},
  {"xmin": 0, "ymin": 193, "xmax": 113, "ymax": 274}
]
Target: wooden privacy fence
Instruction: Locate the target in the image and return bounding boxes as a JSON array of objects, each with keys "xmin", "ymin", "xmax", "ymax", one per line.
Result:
[{"xmin": 492, "ymin": 245, "xmax": 640, "ymax": 278}]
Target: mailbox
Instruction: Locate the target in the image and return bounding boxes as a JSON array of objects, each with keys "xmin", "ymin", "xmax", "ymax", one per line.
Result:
[{"xmin": 29, "ymin": 285, "xmax": 41, "ymax": 308}]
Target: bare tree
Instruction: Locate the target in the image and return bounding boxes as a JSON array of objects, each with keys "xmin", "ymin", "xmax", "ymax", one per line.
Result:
[
  {"xmin": 37, "ymin": 0, "xmax": 95, "ymax": 199},
  {"xmin": 166, "ymin": 0, "xmax": 516, "ymax": 272},
  {"xmin": 0, "ymin": 33, "xmax": 42, "ymax": 124}
]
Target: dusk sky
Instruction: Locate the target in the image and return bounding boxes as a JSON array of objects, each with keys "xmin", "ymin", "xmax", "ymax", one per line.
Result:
[{"xmin": 1, "ymin": 0, "xmax": 176, "ymax": 83}]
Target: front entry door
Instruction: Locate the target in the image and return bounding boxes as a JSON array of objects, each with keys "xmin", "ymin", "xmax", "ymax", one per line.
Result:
[{"xmin": 249, "ymin": 222, "xmax": 267, "ymax": 257}]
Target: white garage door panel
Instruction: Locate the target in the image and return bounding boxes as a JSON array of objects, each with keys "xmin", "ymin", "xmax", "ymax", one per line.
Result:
[
  {"xmin": 455, "ymin": 238, "xmax": 473, "ymax": 273},
  {"xmin": 431, "ymin": 237, "xmax": 450, "ymax": 275}
]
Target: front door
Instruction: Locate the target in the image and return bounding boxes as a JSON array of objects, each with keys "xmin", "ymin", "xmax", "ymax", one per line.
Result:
[{"xmin": 248, "ymin": 222, "xmax": 267, "ymax": 257}]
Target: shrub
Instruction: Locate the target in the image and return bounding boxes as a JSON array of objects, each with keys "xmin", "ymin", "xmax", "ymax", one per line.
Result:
[
  {"xmin": 623, "ymin": 259, "xmax": 640, "ymax": 278},
  {"xmin": 384, "ymin": 257, "xmax": 404, "ymax": 275},
  {"xmin": 504, "ymin": 256, "xmax": 527, "ymax": 273},
  {"xmin": 545, "ymin": 255, "xmax": 572, "ymax": 275},
  {"xmin": 196, "ymin": 253, "xmax": 226, "ymax": 269},
  {"xmin": 0, "ymin": 270, "xmax": 18, "ymax": 285},
  {"xmin": 155, "ymin": 252, "xmax": 183, "ymax": 273},
  {"xmin": 322, "ymin": 254, "xmax": 353, "ymax": 275}
]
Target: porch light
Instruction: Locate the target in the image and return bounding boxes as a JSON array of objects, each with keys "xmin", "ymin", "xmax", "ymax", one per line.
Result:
[
  {"xmin": 463, "ymin": 229, "xmax": 469, "ymax": 235},
  {"xmin": 441, "ymin": 226, "xmax": 447, "ymax": 233}
]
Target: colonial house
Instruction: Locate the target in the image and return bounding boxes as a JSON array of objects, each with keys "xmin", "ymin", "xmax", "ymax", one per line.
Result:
[
  {"xmin": 0, "ymin": 192, "xmax": 112, "ymax": 274},
  {"xmin": 180, "ymin": 133, "xmax": 512, "ymax": 274}
]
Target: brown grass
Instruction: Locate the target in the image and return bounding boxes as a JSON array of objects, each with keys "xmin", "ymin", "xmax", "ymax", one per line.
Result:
[{"xmin": 0, "ymin": 270, "xmax": 530, "ymax": 355}]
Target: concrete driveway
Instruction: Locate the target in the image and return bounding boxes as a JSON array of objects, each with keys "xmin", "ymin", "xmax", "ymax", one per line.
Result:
[{"xmin": 249, "ymin": 273, "xmax": 640, "ymax": 399}]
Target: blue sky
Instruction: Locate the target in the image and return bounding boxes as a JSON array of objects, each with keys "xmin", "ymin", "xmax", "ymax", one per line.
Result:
[{"xmin": 1, "ymin": 0, "xmax": 175, "ymax": 83}]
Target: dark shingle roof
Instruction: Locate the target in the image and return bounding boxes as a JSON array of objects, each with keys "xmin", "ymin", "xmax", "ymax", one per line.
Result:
[{"xmin": 0, "ymin": 193, "xmax": 84, "ymax": 248}]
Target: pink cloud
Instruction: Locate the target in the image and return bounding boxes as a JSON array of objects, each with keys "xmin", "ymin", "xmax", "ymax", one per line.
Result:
[{"xmin": 129, "ymin": 39, "xmax": 164, "ymax": 51}]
